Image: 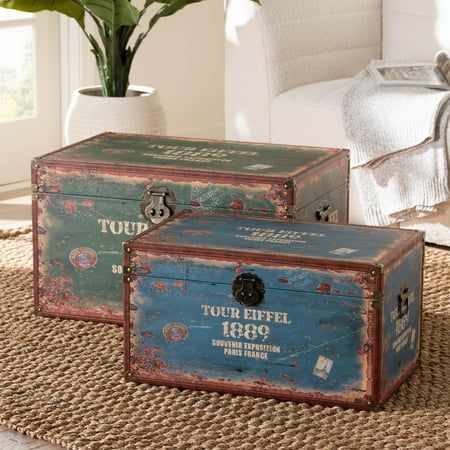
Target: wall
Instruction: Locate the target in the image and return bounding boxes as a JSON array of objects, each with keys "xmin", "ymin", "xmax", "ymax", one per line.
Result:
[
  {"xmin": 62, "ymin": 0, "xmax": 226, "ymax": 140},
  {"xmin": 383, "ymin": 0, "xmax": 450, "ymax": 60},
  {"xmin": 133, "ymin": 1, "xmax": 225, "ymax": 138}
]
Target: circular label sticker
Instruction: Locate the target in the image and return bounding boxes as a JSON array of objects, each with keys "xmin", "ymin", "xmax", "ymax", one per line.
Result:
[
  {"xmin": 162, "ymin": 323, "xmax": 189, "ymax": 342},
  {"xmin": 69, "ymin": 247, "xmax": 98, "ymax": 270}
]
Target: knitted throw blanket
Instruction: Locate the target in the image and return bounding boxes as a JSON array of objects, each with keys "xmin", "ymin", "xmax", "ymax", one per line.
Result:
[{"xmin": 343, "ymin": 62, "xmax": 450, "ymax": 226}]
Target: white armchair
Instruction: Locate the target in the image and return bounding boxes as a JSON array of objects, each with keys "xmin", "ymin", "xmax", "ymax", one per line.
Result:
[{"xmin": 225, "ymin": 0, "xmax": 450, "ymax": 245}]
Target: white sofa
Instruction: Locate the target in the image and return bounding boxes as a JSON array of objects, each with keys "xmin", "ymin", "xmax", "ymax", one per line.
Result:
[{"xmin": 225, "ymin": 0, "xmax": 450, "ymax": 246}]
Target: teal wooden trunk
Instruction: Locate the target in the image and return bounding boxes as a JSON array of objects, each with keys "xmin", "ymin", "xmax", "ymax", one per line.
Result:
[
  {"xmin": 32, "ymin": 132, "xmax": 348, "ymax": 323},
  {"xmin": 123, "ymin": 211, "xmax": 424, "ymax": 409}
]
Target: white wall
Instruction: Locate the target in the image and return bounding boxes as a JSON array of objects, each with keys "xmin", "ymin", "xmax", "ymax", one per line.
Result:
[
  {"xmin": 383, "ymin": 0, "xmax": 450, "ymax": 60},
  {"xmin": 62, "ymin": 0, "xmax": 226, "ymax": 140},
  {"xmin": 133, "ymin": 1, "xmax": 225, "ymax": 138}
]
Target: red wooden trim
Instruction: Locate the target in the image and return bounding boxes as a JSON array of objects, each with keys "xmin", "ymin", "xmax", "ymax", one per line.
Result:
[
  {"xmin": 130, "ymin": 209, "xmax": 421, "ymax": 242},
  {"xmin": 379, "ymin": 357, "xmax": 420, "ymax": 404},
  {"xmin": 378, "ymin": 239, "xmax": 425, "ymax": 403},
  {"xmin": 31, "ymin": 165, "xmax": 40, "ymax": 312},
  {"xmin": 418, "ymin": 240, "xmax": 425, "ymax": 382},
  {"xmin": 37, "ymin": 159, "xmax": 289, "ymax": 186},
  {"xmin": 371, "ymin": 271, "xmax": 384, "ymax": 404},
  {"xmin": 129, "ymin": 244, "xmax": 376, "ymax": 279},
  {"xmin": 50, "ymin": 131, "xmax": 345, "ymax": 162},
  {"xmin": 36, "ymin": 310, "xmax": 123, "ymax": 325},
  {"xmin": 345, "ymin": 154, "xmax": 350, "ymax": 224},
  {"xmin": 126, "ymin": 210, "xmax": 419, "ymax": 274},
  {"xmin": 123, "ymin": 248, "xmax": 132, "ymax": 374},
  {"xmin": 131, "ymin": 210, "xmax": 423, "ymax": 272},
  {"xmin": 286, "ymin": 181, "xmax": 294, "ymax": 216},
  {"xmin": 36, "ymin": 131, "xmax": 347, "ymax": 186},
  {"xmin": 126, "ymin": 373, "xmax": 373, "ymax": 411}
]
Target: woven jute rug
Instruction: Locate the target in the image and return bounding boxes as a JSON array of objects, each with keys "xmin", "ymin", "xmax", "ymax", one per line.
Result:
[{"xmin": 0, "ymin": 231, "xmax": 449, "ymax": 450}]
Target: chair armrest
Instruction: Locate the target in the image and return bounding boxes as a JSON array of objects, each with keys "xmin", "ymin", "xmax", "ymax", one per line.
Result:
[
  {"xmin": 225, "ymin": 0, "xmax": 271, "ymax": 142},
  {"xmin": 225, "ymin": 0, "xmax": 381, "ymax": 143}
]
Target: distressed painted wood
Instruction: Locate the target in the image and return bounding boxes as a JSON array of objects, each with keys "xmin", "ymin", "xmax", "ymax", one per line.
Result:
[
  {"xmin": 32, "ymin": 133, "xmax": 348, "ymax": 323},
  {"xmin": 124, "ymin": 211, "xmax": 424, "ymax": 409}
]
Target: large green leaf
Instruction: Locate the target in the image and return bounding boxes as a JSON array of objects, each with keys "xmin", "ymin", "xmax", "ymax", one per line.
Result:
[
  {"xmin": 153, "ymin": 0, "xmax": 205, "ymax": 19},
  {"xmin": 0, "ymin": 0, "xmax": 85, "ymax": 27},
  {"xmin": 81, "ymin": 0, "xmax": 139, "ymax": 30},
  {"xmin": 153, "ymin": 0, "xmax": 260, "ymax": 19}
]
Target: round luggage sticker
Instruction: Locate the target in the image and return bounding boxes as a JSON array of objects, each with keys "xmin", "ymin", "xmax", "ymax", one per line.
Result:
[
  {"xmin": 163, "ymin": 323, "xmax": 189, "ymax": 342},
  {"xmin": 69, "ymin": 247, "xmax": 98, "ymax": 270}
]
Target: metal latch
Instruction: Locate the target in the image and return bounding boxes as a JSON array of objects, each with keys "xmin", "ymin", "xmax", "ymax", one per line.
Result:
[
  {"xmin": 232, "ymin": 273, "xmax": 265, "ymax": 307},
  {"xmin": 140, "ymin": 187, "xmax": 176, "ymax": 224},
  {"xmin": 316, "ymin": 200, "xmax": 339, "ymax": 223},
  {"xmin": 316, "ymin": 203, "xmax": 331, "ymax": 222}
]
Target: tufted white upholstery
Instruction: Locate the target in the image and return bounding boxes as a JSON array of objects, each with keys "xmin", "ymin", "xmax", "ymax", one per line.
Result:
[
  {"xmin": 256, "ymin": 0, "xmax": 381, "ymax": 97},
  {"xmin": 271, "ymin": 78, "xmax": 351, "ymax": 149},
  {"xmin": 225, "ymin": 0, "xmax": 381, "ymax": 141},
  {"xmin": 225, "ymin": 0, "xmax": 450, "ymax": 245}
]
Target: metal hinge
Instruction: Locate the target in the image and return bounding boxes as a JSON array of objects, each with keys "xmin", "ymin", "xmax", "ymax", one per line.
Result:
[
  {"xmin": 32, "ymin": 184, "xmax": 43, "ymax": 200},
  {"xmin": 282, "ymin": 205, "xmax": 294, "ymax": 219},
  {"xmin": 124, "ymin": 372, "xmax": 133, "ymax": 382},
  {"xmin": 283, "ymin": 178, "xmax": 294, "ymax": 190},
  {"xmin": 370, "ymin": 264, "xmax": 385, "ymax": 276},
  {"xmin": 123, "ymin": 266, "xmax": 133, "ymax": 283},
  {"xmin": 370, "ymin": 291, "xmax": 384, "ymax": 310},
  {"xmin": 32, "ymin": 184, "xmax": 42, "ymax": 193}
]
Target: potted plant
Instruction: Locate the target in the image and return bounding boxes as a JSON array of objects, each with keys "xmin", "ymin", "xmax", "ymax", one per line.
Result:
[{"xmin": 0, "ymin": 0, "xmax": 260, "ymax": 143}]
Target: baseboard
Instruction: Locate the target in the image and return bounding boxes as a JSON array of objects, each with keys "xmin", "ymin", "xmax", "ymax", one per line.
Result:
[{"xmin": 0, "ymin": 181, "xmax": 30, "ymax": 198}]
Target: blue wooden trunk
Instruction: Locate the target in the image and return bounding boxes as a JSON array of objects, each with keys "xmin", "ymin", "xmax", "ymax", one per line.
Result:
[{"xmin": 123, "ymin": 212, "xmax": 424, "ymax": 409}]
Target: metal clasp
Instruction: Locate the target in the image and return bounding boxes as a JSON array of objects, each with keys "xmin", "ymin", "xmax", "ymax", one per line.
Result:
[
  {"xmin": 316, "ymin": 203, "xmax": 331, "ymax": 222},
  {"xmin": 316, "ymin": 201, "xmax": 339, "ymax": 223},
  {"xmin": 140, "ymin": 187, "xmax": 176, "ymax": 225},
  {"xmin": 232, "ymin": 273, "xmax": 265, "ymax": 307},
  {"xmin": 398, "ymin": 286, "xmax": 411, "ymax": 318}
]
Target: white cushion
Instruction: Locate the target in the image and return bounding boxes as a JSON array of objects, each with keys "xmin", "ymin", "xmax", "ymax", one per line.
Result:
[
  {"xmin": 271, "ymin": 78, "xmax": 351, "ymax": 148},
  {"xmin": 270, "ymin": 77, "xmax": 450, "ymax": 241},
  {"xmin": 270, "ymin": 78, "xmax": 367, "ymax": 225}
]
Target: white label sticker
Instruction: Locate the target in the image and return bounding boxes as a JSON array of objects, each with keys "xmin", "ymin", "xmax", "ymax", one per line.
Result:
[
  {"xmin": 313, "ymin": 355, "xmax": 334, "ymax": 380},
  {"xmin": 243, "ymin": 164, "xmax": 274, "ymax": 171},
  {"xmin": 329, "ymin": 248, "xmax": 358, "ymax": 255},
  {"xmin": 410, "ymin": 328, "xmax": 416, "ymax": 349}
]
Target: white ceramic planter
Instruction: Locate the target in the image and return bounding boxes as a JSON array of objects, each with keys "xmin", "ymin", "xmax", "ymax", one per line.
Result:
[{"xmin": 64, "ymin": 85, "xmax": 167, "ymax": 144}]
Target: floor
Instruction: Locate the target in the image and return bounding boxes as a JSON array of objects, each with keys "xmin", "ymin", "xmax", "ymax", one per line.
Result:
[
  {"xmin": 0, "ymin": 190, "xmax": 64, "ymax": 449},
  {"xmin": 0, "ymin": 190, "xmax": 447, "ymax": 449},
  {"xmin": 0, "ymin": 426, "xmax": 62, "ymax": 450},
  {"xmin": 0, "ymin": 190, "xmax": 32, "ymax": 230}
]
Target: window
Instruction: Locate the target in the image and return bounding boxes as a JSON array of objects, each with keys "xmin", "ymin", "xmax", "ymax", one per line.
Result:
[
  {"xmin": 0, "ymin": 11, "xmax": 60, "ymax": 189},
  {"xmin": 0, "ymin": 10, "xmax": 35, "ymax": 123}
]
